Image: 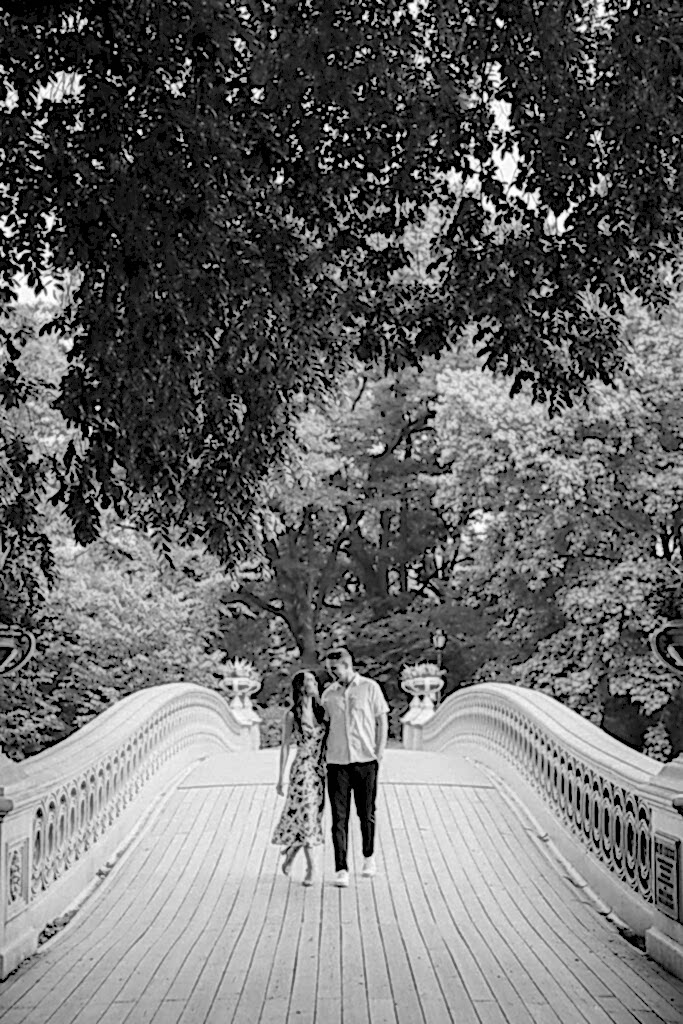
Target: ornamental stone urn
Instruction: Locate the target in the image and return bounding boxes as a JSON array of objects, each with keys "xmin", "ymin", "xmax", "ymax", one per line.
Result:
[
  {"xmin": 218, "ymin": 657, "xmax": 262, "ymax": 725},
  {"xmin": 400, "ymin": 662, "xmax": 445, "ymax": 750}
]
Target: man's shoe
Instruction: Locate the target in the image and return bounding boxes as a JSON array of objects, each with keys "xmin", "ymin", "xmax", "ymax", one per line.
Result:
[
  {"xmin": 334, "ymin": 869, "xmax": 350, "ymax": 887},
  {"xmin": 362, "ymin": 856, "xmax": 377, "ymax": 877}
]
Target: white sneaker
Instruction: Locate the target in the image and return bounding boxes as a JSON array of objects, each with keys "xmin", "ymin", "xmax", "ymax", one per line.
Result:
[
  {"xmin": 334, "ymin": 869, "xmax": 350, "ymax": 887},
  {"xmin": 362, "ymin": 856, "xmax": 377, "ymax": 877}
]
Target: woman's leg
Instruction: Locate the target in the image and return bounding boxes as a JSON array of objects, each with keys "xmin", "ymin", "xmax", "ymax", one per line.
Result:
[
  {"xmin": 302, "ymin": 844, "xmax": 314, "ymax": 885},
  {"xmin": 282, "ymin": 844, "xmax": 300, "ymax": 875}
]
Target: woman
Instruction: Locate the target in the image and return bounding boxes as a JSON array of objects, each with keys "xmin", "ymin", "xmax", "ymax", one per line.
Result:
[{"xmin": 272, "ymin": 670, "xmax": 327, "ymax": 885}]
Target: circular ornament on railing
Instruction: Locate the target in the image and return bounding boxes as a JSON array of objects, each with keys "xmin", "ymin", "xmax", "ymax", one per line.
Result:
[
  {"xmin": 612, "ymin": 788, "xmax": 625, "ymax": 873},
  {"xmin": 0, "ymin": 625, "xmax": 36, "ymax": 675},
  {"xmin": 650, "ymin": 620, "xmax": 683, "ymax": 675},
  {"xmin": 600, "ymin": 780, "xmax": 613, "ymax": 854},
  {"xmin": 636, "ymin": 807, "xmax": 652, "ymax": 898}
]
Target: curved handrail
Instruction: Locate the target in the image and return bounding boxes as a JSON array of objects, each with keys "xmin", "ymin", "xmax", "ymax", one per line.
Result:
[
  {"xmin": 0, "ymin": 683, "xmax": 256, "ymax": 978},
  {"xmin": 2, "ymin": 684, "xmax": 247, "ymax": 800},
  {"xmin": 420, "ymin": 684, "xmax": 679, "ymax": 912}
]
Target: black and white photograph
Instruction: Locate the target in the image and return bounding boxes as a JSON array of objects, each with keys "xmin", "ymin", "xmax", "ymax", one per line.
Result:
[{"xmin": 1, "ymin": 1, "xmax": 683, "ymax": 1021}]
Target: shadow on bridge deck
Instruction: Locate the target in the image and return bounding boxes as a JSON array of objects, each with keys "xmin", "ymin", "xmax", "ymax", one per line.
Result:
[{"xmin": 0, "ymin": 750, "xmax": 681, "ymax": 1024}]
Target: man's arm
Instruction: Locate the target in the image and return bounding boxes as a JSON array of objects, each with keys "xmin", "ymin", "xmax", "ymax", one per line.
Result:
[{"xmin": 375, "ymin": 713, "xmax": 388, "ymax": 763}]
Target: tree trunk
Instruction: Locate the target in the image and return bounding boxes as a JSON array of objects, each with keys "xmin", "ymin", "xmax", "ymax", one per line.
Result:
[
  {"xmin": 292, "ymin": 608, "xmax": 319, "ymax": 669},
  {"xmin": 377, "ymin": 509, "xmax": 392, "ymax": 598},
  {"xmin": 398, "ymin": 489, "xmax": 409, "ymax": 593}
]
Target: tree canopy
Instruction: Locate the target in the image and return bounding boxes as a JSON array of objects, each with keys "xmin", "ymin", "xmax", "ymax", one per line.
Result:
[
  {"xmin": 1, "ymin": 0, "xmax": 681, "ymax": 560},
  {"xmin": 431, "ymin": 299, "xmax": 683, "ymax": 758},
  {"xmin": 2, "ymin": 296, "xmax": 682, "ymax": 761}
]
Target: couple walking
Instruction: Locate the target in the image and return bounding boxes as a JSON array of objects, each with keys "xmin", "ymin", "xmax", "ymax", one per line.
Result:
[{"xmin": 272, "ymin": 647, "xmax": 389, "ymax": 887}]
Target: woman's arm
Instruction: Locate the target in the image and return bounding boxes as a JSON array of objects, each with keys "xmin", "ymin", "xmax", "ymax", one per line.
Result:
[{"xmin": 276, "ymin": 711, "xmax": 293, "ymax": 795}]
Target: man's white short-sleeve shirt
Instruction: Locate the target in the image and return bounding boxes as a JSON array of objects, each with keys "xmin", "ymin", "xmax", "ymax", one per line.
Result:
[{"xmin": 321, "ymin": 672, "xmax": 389, "ymax": 765}]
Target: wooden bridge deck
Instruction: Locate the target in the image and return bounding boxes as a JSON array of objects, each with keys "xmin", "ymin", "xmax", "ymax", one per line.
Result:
[{"xmin": 1, "ymin": 749, "xmax": 682, "ymax": 1024}]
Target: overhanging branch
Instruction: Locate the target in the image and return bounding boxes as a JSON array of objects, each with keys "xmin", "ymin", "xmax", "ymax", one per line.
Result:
[{"xmin": 224, "ymin": 588, "xmax": 292, "ymax": 626}]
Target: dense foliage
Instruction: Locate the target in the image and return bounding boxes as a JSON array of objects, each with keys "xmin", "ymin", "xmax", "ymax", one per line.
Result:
[
  {"xmin": 2, "ymin": 299, "xmax": 682, "ymax": 760},
  {"xmin": 0, "ymin": 512, "xmax": 273, "ymax": 758},
  {"xmin": 2, "ymin": 4, "xmax": 682, "ymax": 760},
  {"xmin": 0, "ymin": 305, "xmax": 62, "ymax": 624},
  {"xmin": 431, "ymin": 301, "xmax": 683, "ymax": 759},
  {"xmin": 1, "ymin": 1, "xmax": 681, "ymax": 559},
  {"xmin": 2, "ymin": 298, "xmax": 682, "ymax": 761}
]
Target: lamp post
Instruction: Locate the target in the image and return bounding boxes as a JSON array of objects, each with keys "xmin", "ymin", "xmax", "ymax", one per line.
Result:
[{"xmin": 431, "ymin": 628, "xmax": 446, "ymax": 670}]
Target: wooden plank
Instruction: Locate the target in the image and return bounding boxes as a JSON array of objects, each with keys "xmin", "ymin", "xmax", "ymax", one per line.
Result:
[
  {"xmin": 260, "ymin": 885, "xmax": 302, "ymax": 1014},
  {"xmin": 470, "ymin": 788, "xmax": 656, "ymax": 1015},
  {"xmin": 0, "ymin": 1009, "xmax": 33, "ymax": 1024},
  {"xmin": 148, "ymin": 1001, "xmax": 185, "ymax": 1024},
  {"xmin": 473, "ymin": 1002, "xmax": 510, "ymax": 1024},
  {"xmin": 389, "ymin": 785, "xmax": 489, "ymax": 1024},
  {"xmin": 313, "ymin": 879, "xmax": 342, "ymax": 1024},
  {"xmin": 447, "ymin": 786, "xmax": 632, "ymax": 1024},
  {"xmin": 112, "ymin": 786, "xmax": 252, "ymax": 1024},
  {"xmin": 370, "ymin": 795, "xmax": 425, "ymax": 1024},
  {"xmin": 115, "ymin": 787, "xmax": 244, "ymax": 1005},
  {"xmin": 456, "ymin": 783, "xmax": 683, "ymax": 1024},
  {"xmin": 349, "ymin": 803, "xmax": 396, "ymax": 1024},
  {"xmin": 0, "ymin": 788, "xmax": 198, "ymax": 1014},
  {"xmin": 473, "ymin": 787, "xmax": 683, "ymax": 1023},
  {"xmin": 451, "ymin": 783, "xmax": 625, "ymax": 1024},
  {"xmin": 260, "ymin": 997, "xmax": 291, "ymax": 1024},
  {"xmin": 9, "ymin": 789, "xmax": 217, "ymax": 1020},
  {"xmin": 389, "ymin": 784, "xmax": 492, "ymax": 1008},
  {"xmin": 339, "ymin": 859, "xmax": 371, "ymax": 1024},
  {"xmin": 3, "ymin": 749, "xmax": 683, "ymax": 1024},
  {"xmin": 527, "ymin": 1005, "xmax": 566, "ymax": 1024},
  {"xmin": 68, "ymin": 787, "xmax": 226, "ymax": 1013},
  {"xmin": 286, "ymin": 834, "xmax": 327, "ymax": 1024},
  {"xmin": 417, "ymin": 784, "xmax": 551, "ymax": 1024},
  {"xmin": 445, "ymin": 787, "xmax": 559, "ymax": 1005},
  {"xmin": 382, "ymin": 784, "xmax": 465, "ymax": 1024},
  {"xmin": 206, "ymin": 788, "xmax": 285, "ymax": 1020},
  {"xmin": 176, "ymin": 785, "xmax": 274, "ymax": 1024},
  {"xmin": 230, "ymin": 848, "xmax": 296, "ymax": 1024},
  {"xmin": 94, "ymin": 1005, "xmax": 134, "ymax": 1024},
  {"xmin": 632, "ymin": 1012, "xmax": 681, "ymax": 1024}
]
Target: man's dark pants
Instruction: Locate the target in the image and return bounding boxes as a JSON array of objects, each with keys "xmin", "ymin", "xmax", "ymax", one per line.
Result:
[{"xmin": 327, "ymin": 760, "xmax": 378, "ymax": 872}]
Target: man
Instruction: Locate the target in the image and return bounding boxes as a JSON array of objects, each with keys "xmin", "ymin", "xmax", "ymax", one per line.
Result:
[{"xmin": 321, "ymin": 647, "xmax": 389, "ymax": 888}]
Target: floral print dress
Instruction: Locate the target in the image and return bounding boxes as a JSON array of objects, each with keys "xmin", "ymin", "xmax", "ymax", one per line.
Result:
[{"xmin": 272, "ymin": 718, "xmax": 327, "ymax": 848}]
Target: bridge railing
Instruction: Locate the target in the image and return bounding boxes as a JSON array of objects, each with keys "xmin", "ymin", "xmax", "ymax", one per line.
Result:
[
  {"xmin": 0, "ymin": 683, "xmax": 259, "ymax": 979},
  {"xmin": 404, "ymin": 683, "xmax": 683, "ymax": 980}
]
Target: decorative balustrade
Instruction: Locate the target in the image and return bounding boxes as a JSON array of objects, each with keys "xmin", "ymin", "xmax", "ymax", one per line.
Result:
[
  {"xmin": 0, "ymin": 683, "xmax": 259, "ymax": 979},
  {"xmin": 404, "ymin": 683, "xmax": 683, "ymax": 978}
]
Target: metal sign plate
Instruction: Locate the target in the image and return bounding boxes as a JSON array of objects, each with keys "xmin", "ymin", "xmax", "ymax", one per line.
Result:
[{"xmin": 654, "ymin": 832, "xmax": 680, "ymax": 921}]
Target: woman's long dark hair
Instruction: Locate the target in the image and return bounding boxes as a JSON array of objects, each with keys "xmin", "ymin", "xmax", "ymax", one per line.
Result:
[{"xmin": 290, "ymin": 671, "xmax": 326, "ymax": 735}]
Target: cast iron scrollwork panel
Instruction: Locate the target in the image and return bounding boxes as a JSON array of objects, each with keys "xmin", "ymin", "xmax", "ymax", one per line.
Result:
[{"xmin": 442, "ymin": 697, "xmax": 653, "ymax": 904}]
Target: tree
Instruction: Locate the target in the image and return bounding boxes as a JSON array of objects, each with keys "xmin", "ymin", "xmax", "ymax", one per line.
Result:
[
  {"xmin": 224, "ymin": 362, "xmax": 454, "ymax": 665},
  {"xmin": 0, "ymin": 305, "xmax": 65, "ymax": 624},
  {"xmin": 432, "ymin": 300, "xmax": 683, "ymax": 758},
  {"xmin": 1, "ymin": 1, "xmax": 681, "ymax": 561},
  {"xmin": 0, "ymin": 516, "xmax": 236, "ymax": 758}
]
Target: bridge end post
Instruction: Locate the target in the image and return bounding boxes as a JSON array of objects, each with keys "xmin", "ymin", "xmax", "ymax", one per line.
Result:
[
  {"xmin": 0, "ymin": 755, "xmax": 36, "ymax": 980},
  {"xmin": 227, "ymin": 706, "xmax": 262, "ymax": 750},
  {"xmin": 401, "ymin": 703, "xmax": 437, "ymax": 751},
  {"xmin": 644, "ymin": 756, "xmax": 683, "ymax": 982},
  {"xmin": 400, "ymin": 669, "xmax": 442, "ymax": 751}
]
